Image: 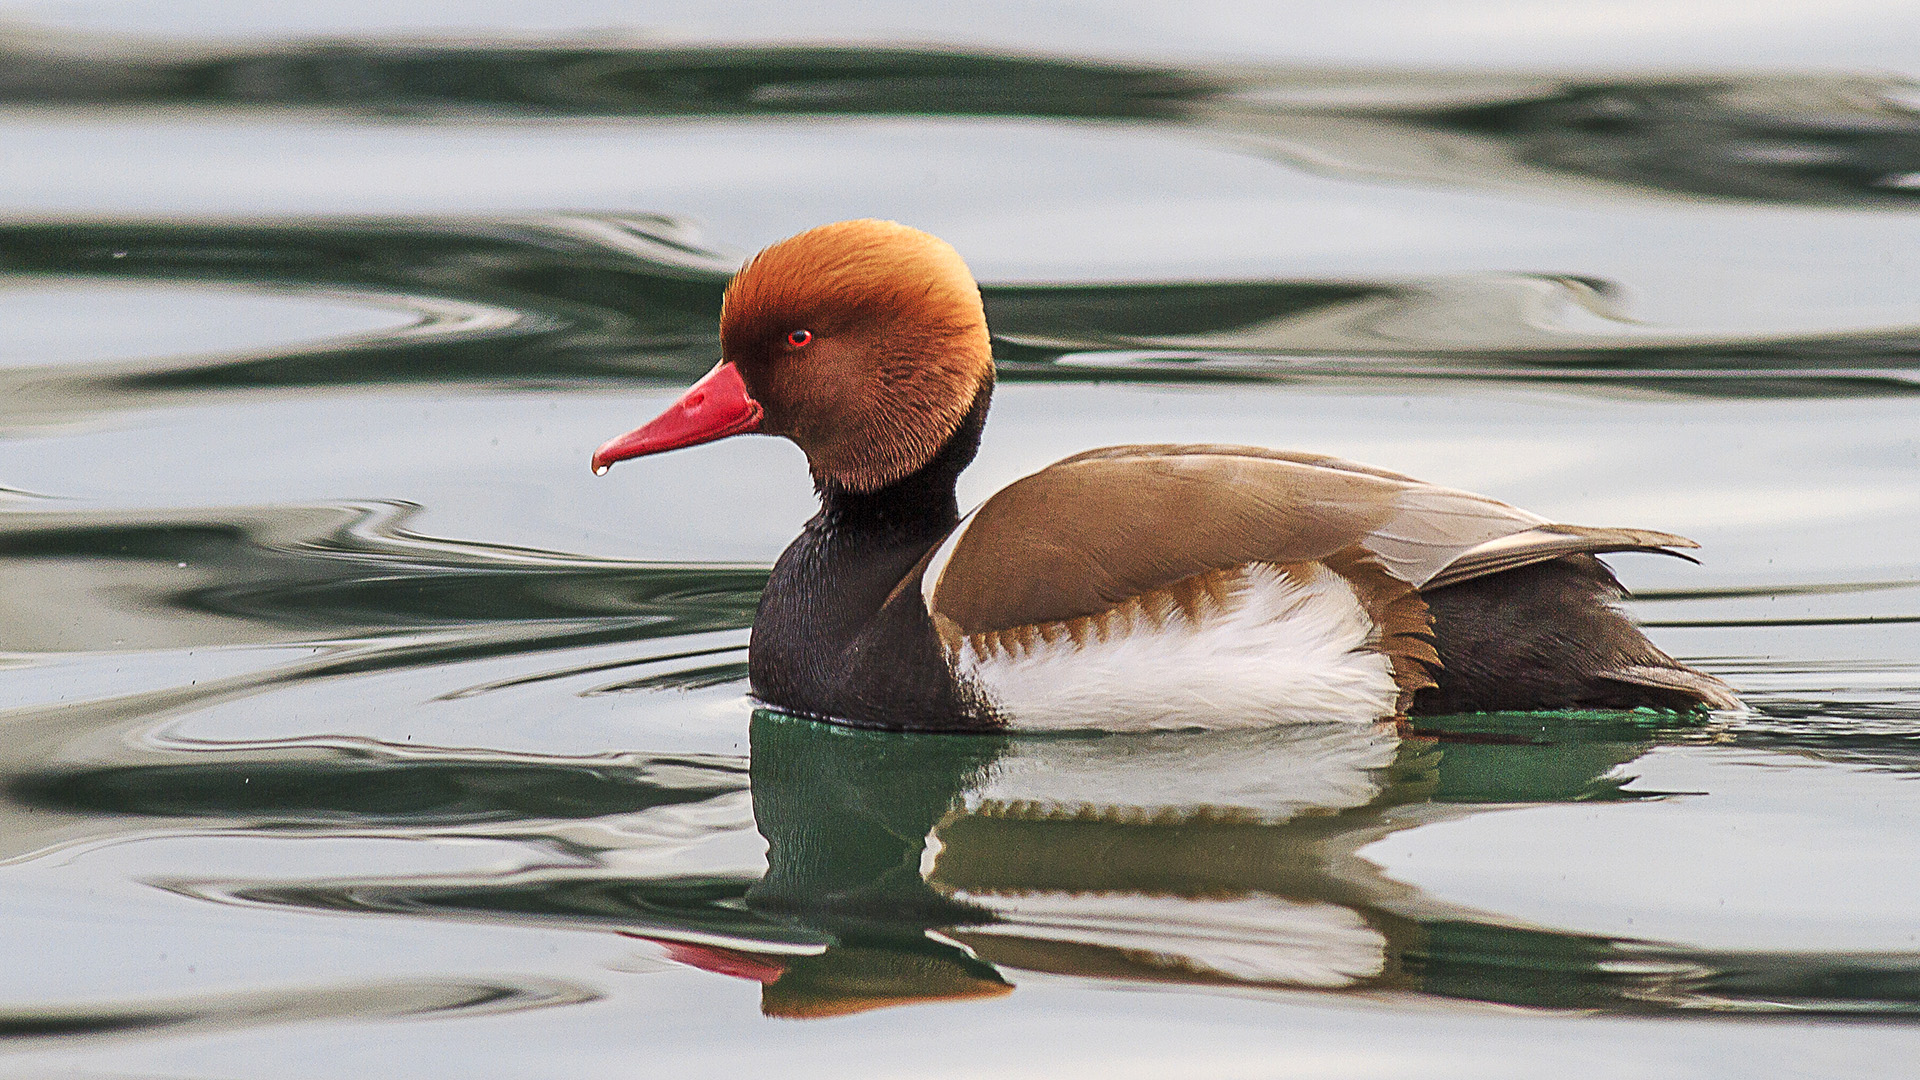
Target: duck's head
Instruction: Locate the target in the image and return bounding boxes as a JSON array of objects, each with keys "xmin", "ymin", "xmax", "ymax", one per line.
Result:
[{"xmin": 592, "ymin": 219, "xmax": 994, "ymax": 492}]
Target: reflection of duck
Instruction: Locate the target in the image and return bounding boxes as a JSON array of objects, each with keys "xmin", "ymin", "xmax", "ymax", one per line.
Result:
[
  {"xmin": 921, "ymin": 721, "xmax": 1421, "ymax": 993},
  {"xmin": 655, "ymin": 709, "xmax": 1661, "ymax": 1016},
  {"xmin": 593, "ymin": 220, "xmax": 1738, "ymax": 731},
  {"xmin": 83, "ymin": 720, "xmax": 1912, "ymax": 1019}
]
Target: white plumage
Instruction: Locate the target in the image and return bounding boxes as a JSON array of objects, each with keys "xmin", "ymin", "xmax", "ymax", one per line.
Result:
[{"xmin": 950, "ymin": 562, "xmax": 1399, "ymax": 731}]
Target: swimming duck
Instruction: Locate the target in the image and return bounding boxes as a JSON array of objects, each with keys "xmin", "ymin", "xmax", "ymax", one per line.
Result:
[{"xmin": 593, "ymin": 220, "xmax": 1738, "ymax": 731}]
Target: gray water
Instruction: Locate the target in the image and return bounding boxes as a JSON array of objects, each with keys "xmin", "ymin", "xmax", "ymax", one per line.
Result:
[{"xmin": 2, "ymin": 3, "xmax": 1919, "ymax": 1077}]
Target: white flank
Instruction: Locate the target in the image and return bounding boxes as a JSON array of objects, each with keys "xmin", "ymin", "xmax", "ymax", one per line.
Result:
[{"xmin": 953, "ymin": 562, "xmax": 1399, "ymax": 731}]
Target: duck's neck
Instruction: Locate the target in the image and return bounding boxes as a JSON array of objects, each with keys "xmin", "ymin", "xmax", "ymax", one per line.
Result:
[
  {"xmin": 749, "ymin": 383, "xmax": 992, "ymax": 721},
  {"xmin": 814, "ymin": 381, "xmax": 989, "ymax": 537}
]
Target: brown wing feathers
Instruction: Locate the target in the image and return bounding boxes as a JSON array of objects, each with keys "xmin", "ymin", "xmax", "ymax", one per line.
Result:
[
  {"xmin": 927, "ymin": 447, "xmax": 1702, "ymax": 629},
  {"xmin": 1320, "ymin": 548, "xmax": 1440, "ymax": 710},
  {"xmin": 963, "ymin": 566, "xmax": 1242, "ymax": 664},
  {"xmin": 926, "ymin": 453, "xmax": 1399, "ymax": 634},
  {"xmin": 919, "ymin": 445, "xmax": 1700, "ymax": 714},
  {"xmin": 1421, "ymin": 524, "xmax": 1700, "ymax": 590}
]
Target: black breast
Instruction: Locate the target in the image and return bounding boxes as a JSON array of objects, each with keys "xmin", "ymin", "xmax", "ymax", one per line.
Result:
[{"xmin": 748, "ymin": 389, "xmax": 1000, "ymax": 731}]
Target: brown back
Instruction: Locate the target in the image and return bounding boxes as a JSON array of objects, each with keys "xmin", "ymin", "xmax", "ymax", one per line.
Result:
[{"xmin": 923, "ymin": 445, "xmax": 1697, "ymax": 636}]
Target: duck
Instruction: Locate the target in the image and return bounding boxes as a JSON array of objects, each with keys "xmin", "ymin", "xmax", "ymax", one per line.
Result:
[{"xmin": 592, "ymin": 219, "xmax": 1739, "ymax": 731}]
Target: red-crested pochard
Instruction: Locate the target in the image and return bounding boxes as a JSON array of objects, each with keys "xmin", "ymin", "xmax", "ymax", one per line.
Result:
[{"xmin": 593, "ymin": 220, "xmax": 1739, "ymax": 731}]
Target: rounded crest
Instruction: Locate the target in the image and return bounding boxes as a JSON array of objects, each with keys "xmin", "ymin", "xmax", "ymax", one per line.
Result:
[{"xmin": 720, "ymin": 220, "xmax": 994, "ymax": 492}]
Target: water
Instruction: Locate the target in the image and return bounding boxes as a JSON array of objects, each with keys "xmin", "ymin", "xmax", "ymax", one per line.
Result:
[{"xmin": 2, "ymin": 4, "xmax": 1919, "ymax": 1076}]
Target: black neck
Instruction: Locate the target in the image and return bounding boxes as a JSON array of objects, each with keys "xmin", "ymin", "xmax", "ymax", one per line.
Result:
[
  {"xmin": 814, "ymin": 379, "xmax": 992, "ymax": 540},
  {"xmin": 748, "ymin": 380, "xmax": 996, "ymax": 728}
]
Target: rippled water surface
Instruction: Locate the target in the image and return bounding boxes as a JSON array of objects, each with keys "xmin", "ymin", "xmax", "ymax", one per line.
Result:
[{"xmin": 3, "ymin": 4, "xmax": 1920, "ymax": 1077}]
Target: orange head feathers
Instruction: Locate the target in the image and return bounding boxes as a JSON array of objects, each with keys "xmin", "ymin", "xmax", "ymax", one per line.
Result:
[
  {"xmin": 589, "ymin": 219, "xmax": 994, "ymax": 490},
  {"xmin": 719, "ymin": 220, "xmax": 994, "ymax": 492}
]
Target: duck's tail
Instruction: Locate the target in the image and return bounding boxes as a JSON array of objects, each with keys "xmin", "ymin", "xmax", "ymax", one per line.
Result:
[{"xmin": 1411, "ymin": 554, "xmax": 1740, "ymax": 715}]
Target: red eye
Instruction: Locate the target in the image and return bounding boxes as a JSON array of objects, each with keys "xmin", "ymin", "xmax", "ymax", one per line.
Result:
[{"xmin": 786, "ymin": 329, "xmax": 813, "ymax": 348}]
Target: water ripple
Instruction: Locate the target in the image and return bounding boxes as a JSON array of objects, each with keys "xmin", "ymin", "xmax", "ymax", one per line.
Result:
[
  {"xmin": 4, "ymin": 38, "xmax": 1918, "ymax": 208},
  {"xmin": 0, "ymin": 977, "xmax": 596, "ymax": 1043},
  {"xmin": 6, "ymin": 215, "xmax": 1920, "ymax": 411},
  {"xmin": 93, "ymin": 713, "xmax": 1920, "ymax": 1021},
  {"xmin": 0, "ymin": 499, "xmax": 762, "ymax": 654}
]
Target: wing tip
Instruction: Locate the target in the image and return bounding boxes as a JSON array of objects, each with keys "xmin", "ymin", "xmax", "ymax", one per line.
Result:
[
  {"xmin": 1548, "ymin": 524, "xmax": 1700, "ymax": 550},
  {"xmin": 1600, "ymin": 664, "xmax": 1745, "ymax": 712}
]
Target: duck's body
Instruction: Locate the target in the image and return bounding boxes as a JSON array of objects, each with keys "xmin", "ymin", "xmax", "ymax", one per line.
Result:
[{"xmin": 595, "ymin": 220, "xmax": 1737, "ymax": 731}]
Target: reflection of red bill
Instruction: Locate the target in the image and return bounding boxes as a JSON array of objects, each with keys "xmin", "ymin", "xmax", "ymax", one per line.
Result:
[
  {"xmin": 621, "ymin": 931, "xmax": 1014, "ymax": 1019},
  {"xmin": 621, "ymin": 933, "xmax": 790, "ymax": 984}
]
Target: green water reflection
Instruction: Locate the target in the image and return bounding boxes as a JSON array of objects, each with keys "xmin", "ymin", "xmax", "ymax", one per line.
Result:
[{"xmin": 18, "ymin": 712, "xmax": 1912, "ymax": 1021}]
